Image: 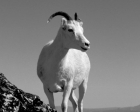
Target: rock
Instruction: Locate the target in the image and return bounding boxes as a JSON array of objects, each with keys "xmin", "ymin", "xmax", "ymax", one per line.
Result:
[{"xmin": 0, "ymin": 73, "xmax": 57, "ymax": 112}]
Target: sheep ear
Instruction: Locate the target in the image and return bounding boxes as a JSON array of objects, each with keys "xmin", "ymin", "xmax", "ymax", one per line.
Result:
[
  {"xmin": 61, "ymin": 18, "xmax": 67, "ymax": 26},
  {"xmin": 61, "ymin": 18, "xmax": 67, "ymax": 30}
]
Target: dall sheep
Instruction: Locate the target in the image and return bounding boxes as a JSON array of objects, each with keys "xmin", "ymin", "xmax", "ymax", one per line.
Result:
[{"xmin": 37, "ymin": 11, "xmax": 90, "ymax": 112}]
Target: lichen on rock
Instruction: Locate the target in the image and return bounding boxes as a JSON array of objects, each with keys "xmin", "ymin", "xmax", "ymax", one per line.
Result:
[{"xmin": 0, "ymin": 73, "xmax": 57, "ymax": 112}]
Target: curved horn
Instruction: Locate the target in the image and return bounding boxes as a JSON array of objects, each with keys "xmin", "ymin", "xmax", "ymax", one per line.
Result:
[
  {"xmin": 74, "ymin": 12, "xmax": 78, "ymax": 20},
  {"xmin": 74, "ymin": 12, "xmax": 82, "ymax": 21},
  {"xmin": 47, "ymin": 11, "xmax": 72, "ymax": 23}
]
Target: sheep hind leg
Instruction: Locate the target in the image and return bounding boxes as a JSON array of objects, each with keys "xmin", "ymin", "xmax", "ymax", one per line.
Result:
[
  {"xmin": 69, "ymin": 90, "xmax": 79, "ymax": 112},
  {"xmin": 78, "ymin": 81, "xmax": 87, "ymax": 112},
  {"xmin": 43, "ymin": 85, "xmax": 55, "ymax": 109}
]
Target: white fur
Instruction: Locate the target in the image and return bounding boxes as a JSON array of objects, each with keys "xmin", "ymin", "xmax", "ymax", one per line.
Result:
[{"xmin": 37, "ymin": 18, "xmax": 90, "ymax": 112}]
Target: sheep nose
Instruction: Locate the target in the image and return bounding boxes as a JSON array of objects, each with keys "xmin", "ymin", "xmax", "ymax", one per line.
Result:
[{"xmin": 85, "ymin": 42, "xmax": 90, "ymax": 47}]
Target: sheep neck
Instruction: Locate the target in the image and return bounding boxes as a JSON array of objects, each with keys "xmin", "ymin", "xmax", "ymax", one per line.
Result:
[{"xmin": 52, "ymin": 28, "xmax": 69, "ymax": 58}]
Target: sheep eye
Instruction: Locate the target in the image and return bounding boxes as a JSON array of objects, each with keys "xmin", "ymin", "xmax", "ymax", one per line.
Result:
[
  {"xmin": 62, "ymin": 26, "xmax": 66, "ymax": 30},
  {"xmin": 68, "ymin": 29, "xmax": 74, "ymax": 32}
]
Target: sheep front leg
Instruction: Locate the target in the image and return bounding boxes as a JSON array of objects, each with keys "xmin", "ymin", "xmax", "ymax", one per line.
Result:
[
  {"xmin": 69, "ymin": 90, "xmax": 78, "ymax": 112},
  {"xmin": 61, "ymin": 82, "xmax": 73, "ymax": 112},
  {"xmin": 43, "ymin": 85, "xmax": 55, "ymax": 109}
]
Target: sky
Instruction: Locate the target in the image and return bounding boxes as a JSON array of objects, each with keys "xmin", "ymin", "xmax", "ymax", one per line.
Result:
[{"xmin": 0, "ymin": 0, "xmax": 140, "ymax": 109}]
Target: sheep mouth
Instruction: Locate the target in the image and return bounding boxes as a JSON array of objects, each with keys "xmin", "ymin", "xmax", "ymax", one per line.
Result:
[{"xmin": 81, "ymin": 47, "xmax": 88, "ymax": 51}]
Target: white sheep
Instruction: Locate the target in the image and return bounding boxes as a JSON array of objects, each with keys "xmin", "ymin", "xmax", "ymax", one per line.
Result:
[{"xmin": 37, "ymin": 11, "xmax": 90, "ymax": 112}]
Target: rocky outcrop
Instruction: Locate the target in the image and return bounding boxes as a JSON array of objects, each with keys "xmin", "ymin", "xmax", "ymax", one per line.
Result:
[{"xmin": 0, "ymin": 73, "xmax": 57, "ymax": 112}]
